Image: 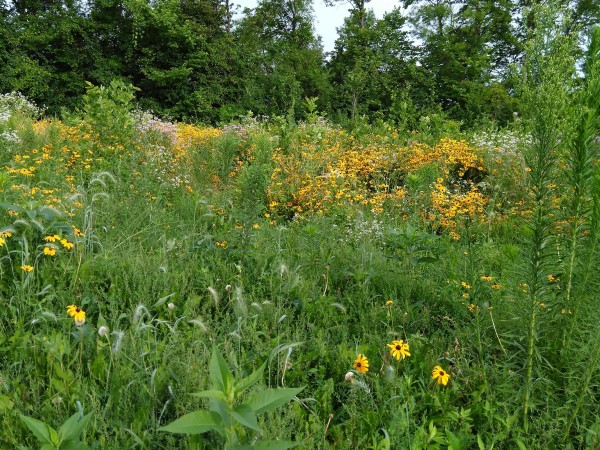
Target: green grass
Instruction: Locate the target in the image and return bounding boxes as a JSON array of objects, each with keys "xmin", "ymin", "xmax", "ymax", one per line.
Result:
[{"xmin": 1, "ymin": 45, "xmax": 600, "ymax": 448}]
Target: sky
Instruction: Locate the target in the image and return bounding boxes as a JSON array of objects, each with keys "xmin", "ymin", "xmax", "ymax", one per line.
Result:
[{"xmin": 234, "ymin": 0, "xmax": 399, "ymax": 53}]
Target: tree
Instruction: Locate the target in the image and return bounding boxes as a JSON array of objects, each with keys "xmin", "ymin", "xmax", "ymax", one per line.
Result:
[
  {"xmin": 235, "ymin": 0, "xmax": 328, "ymax": 118},
  {"xmin": 328, "ymin": 7, "xmax": 419, "ymax": 122}
]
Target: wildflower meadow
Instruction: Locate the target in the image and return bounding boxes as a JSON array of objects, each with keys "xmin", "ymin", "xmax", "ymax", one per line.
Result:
[{"xmin": 1, "ymin": 12, "xmax": 600, "ymax": 450}]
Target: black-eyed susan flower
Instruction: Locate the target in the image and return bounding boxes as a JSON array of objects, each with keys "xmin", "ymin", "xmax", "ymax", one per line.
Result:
[
  {"xmin": 385, "ymin": 300, "xmax": 394, "ymax": 306},
  {"xmin": 480, "ymin": 275, "xmax": 493, "ymax": 281},
  {"xmin": 20, "ymin": 265, "xmax": 33, "ymax": 272},
  {"xmin": 387, "ymin": 340, "xmax": 410, "ymax": 360},
  {"xmin": 353, "ymin": 354, "xmax": 369, "ymax": 374},
  {"xmin": 432, "ymin": 365, "xmax": 450, "ymax": 386},
  {"xmin": 44, "ymin": 235, "xmax": 60, "ymax": 243},
  {"xmin": 67, "ymin": 304, "xmax": 86, "ymax": 325},
  {"xmin": 43, "ymin": 247, "xmax": 56, "ymax": 256},
  {"xmin": 60, "ymin": 239, "xmax": 74, "ymax": 250}
]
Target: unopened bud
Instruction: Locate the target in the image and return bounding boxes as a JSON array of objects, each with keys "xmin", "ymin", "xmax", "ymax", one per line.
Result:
[{"xmin": 98, "ymin": 325, "xmax": 109, "ymax": 336}]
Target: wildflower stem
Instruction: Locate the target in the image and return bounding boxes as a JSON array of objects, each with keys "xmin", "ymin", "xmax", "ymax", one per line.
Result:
[{"xmin": 562, "ymin": 331, "xmax": 600, "ymax": 444}]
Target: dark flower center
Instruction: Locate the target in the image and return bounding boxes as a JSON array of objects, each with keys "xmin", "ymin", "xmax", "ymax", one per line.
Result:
[
  {"xmin": 76, "ymin": 308, "xmax": 81, "ymax": 313},
  {"xmin": 440, "ymin": 371, "xmax": 445, "ymax": 376},
  {"xmin": 356, "ymin": 362, "xmax": 362, "ymax": 367},
  {"xmin": 396, "ymin": 345, "xmax": 401, "ymax": 350}
]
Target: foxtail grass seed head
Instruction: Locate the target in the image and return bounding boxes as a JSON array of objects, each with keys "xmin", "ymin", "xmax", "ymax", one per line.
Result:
[
  {"xmin": 208, "ymin": 286, "xmax": 220, "ymax": 305},
  {"xmin": 112, "ymin": 330, "xmax": 124, "ymax": 353}
]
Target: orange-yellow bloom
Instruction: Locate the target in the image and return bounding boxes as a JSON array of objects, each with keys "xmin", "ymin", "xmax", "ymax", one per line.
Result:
[
  {"xmin": 432, "ymin": 365, "xmax": 450, "ymax": 386},
  {"xmin": 353, "ymin": 354, "xmax": 369, "ymax": 374},
  {"xmin": 387, "ymin": 340, "xmax": 411, "ymax": 360}
]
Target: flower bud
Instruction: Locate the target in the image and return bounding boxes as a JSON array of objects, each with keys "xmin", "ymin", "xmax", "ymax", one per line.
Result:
[
  {"xmin": 167, "ymin": 302, "xmax": 175, "ymax": 310},
  {"xmin": 98, "ymin": 325, "xmax": 109, "ymax": 336}
]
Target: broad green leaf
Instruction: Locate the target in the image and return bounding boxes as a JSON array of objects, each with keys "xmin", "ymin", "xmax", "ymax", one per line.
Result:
[
  {"xmin": 247, "ymin": 387, "xmax": 303, "ymax": 415},
  {"xmin": 19, "ymin": 415, "xmax": 55, "ymax": 446},
  {"xmin": 58, "ymin": 412, "xmax": 92, "ymax": 443},
  {"xmin": 229, "ymin": 403, "xmax": 259, "ymax": 431},
  {"xmin": 158, "ymin": 410, "xmax": 223, "ymax": 435},
  {"xmin": 445, "ymin": 430, "xmax": 463, "ymax": 450},
  {"xmin": 0, "ymin": 202, "xmax": 27, "ymax": 214},
  {"xmin": 477, "ymin": 435, "xmax": 485, "ymax": 450},
  {"xmin": 234, "ymin": 361, "xmax": 266, "ymax": 398},
  {"xmin": 209, "ymin": 347, "xmax": 233, "ymax": 393},
  {"xmin": 61, "ymin": 441, "xmax": 90, "ymax": 450},
  {"xmin": 191, "ymin": 389, "xmax": 227, "ymax": 402},
  {"xmin": 252, "ymin": 440, "xmax": 300, "ymax": 450},
  {"xmin": 153, "ymin": 293, "xmax": 175, "ymax": 308}
]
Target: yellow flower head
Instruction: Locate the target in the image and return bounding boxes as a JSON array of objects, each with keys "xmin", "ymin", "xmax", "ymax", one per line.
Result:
[
  {"xmin": 480, "ymin": 275, "xmax": 493, "ymax": 281},
  {"xmin": 44, "ymin": 234, "xmax": 60, "ymax": 243},
  {"xmin": 60, "ymin": 239, "xmax": 74, "ymax": 249},
  {"xmin": 387, "ymin": 340, "xmax": 411, "ymax": 360},
  {"xmin": 353, "ymin": 354, "xmax": 369, "ymax": 374},
  {"xmin": 432, "ymin": 365, "xmax": 450, "ymax": 386},
  {"xmin": 67, "ymin": 304, "xmax": 86, "ymax": 323},
  {"xmin": 385, "ymin": 300, "xmax": 394, "ymax": 306},
  {"xmin": 43, "ymin": 247, "xmax": 56, "ymax": 256},
  {"xmin": 20, "ymin": 264, "xmax": 34, "ymax": 272}
]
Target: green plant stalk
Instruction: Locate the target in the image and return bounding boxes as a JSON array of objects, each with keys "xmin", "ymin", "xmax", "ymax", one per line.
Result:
[
  {"xmin": 522, "ymin": 296, "xmax": 537, "ymax": 431},
  {"xmin": 561, "ymin": 202, "xmax": 582, "ymax": 351},
  {"xmin": 561, "ymin": 332, "xmax": 600, "ymax": 443},
  {"xmin": 465, "ymin": 219, "xmax": 489, "ymax": 397}
]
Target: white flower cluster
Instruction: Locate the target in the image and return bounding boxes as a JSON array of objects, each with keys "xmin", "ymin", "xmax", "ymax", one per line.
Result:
[{"xmin": 0, "ymin": 92, "xmax": 43, "ymax": 121}]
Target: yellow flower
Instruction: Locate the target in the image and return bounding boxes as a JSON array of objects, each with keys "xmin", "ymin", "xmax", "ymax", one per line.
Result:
[
  {"xmin": 252, "ymin": 224, "xmax": 260, "ymax": 230},
  {"xmin": 490, "ymin": 283, "xmax": 502, "ymax": 290},
  {"xmin": 67, "ymin": 304, "xmax": 86, "ymax": 324},
  {"xmin": 480, "ymin": 275, "xmax": 493, "ymax": 281},
  {"xmin": 0, "ymin": 237, "xmax": 4, "ymax": 246},
  {"xmin": 353, "ymin": 354, "xmax": 369, "ymax": 374},
  {"xmin": 387, "ymin": 340, "xmax": 410, "ymax": 360},
  {"xmin": 43, "ymin": 247, "xmax": 56, "ymax": 256},
  {"xmin": 44, "ymin": 234, "xmax": 60, "ymax": 242},
  {"xmin": 432, "ymin": 365, "xmax": 450, "ymax": 386},
  {"xmin": 385, "ymin": 300, "xmax": 394, "ymax": 306},
  {"xmin": 60, "ymin": 239, "xmax": 74, "ymax": 249},
  {"xmin": 20, "ymin": 265, "xmax": 34, "ymax": 272}
]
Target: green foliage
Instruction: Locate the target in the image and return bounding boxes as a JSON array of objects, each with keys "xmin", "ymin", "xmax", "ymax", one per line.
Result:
[
  {"xmin": 159, "ymin": 346, "xmax": 302, "ymax": 449},
  {"xmin": 19, "ymin": 410, "xmax": 92, "ymax": 450},
  {"xmin": 82, "ymin": 80, "xmax": 139, "ymax": 147}
]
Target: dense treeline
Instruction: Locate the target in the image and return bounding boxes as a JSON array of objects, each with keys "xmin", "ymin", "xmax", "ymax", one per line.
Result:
[{"xmin": 1, "ymin": 0, "xmax": 598, "ymax": 124}]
